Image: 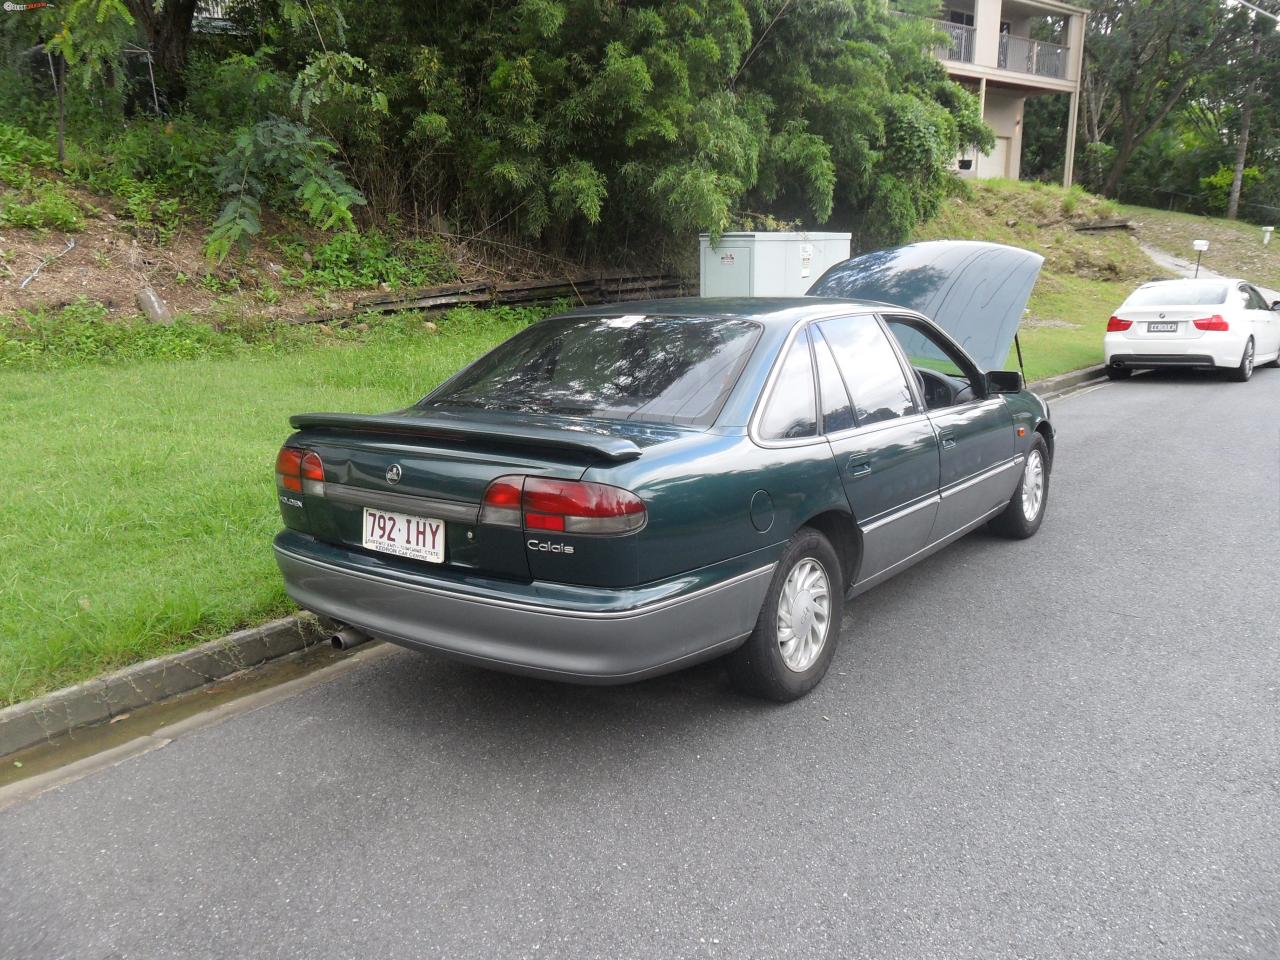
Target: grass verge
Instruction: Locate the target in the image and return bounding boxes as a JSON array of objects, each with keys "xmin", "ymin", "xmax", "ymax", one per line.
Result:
[
  {"xmin": 0, "ymin": 306, "xmax": 538, "ymax": 706},
  {"xmin": 1121, "ymin": 204, "xmax": 1280, "ymax": 289}
]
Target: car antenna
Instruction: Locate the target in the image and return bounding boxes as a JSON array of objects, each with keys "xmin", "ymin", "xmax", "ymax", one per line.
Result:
[{"xmin": 1014, "ymin": 333, "xmax": 1026, "ymax": 379}]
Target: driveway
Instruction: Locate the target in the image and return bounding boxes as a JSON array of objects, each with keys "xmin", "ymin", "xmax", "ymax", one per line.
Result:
[{"xmin": 2, "ymin": 369, "xmax": 1278, "ymax": 960}]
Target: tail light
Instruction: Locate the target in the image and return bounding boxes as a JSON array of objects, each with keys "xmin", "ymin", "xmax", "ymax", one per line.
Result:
[
  {"xmin": 1107, "ymin": 316, "xmax": 1132, "ymax": 332},
  {"xmin": 480, "ymin": 475, "xmax": 646, "ymax": 535},
  {"xmin": 478, "ymin": 476, "xmax": 523, "ymax": 527},
  {"xmin": 276, "ymin": 446, "xmax": 325, "ymax": 495},
  {"xmin": 1194, "ymin": 315, "xmax": 1229, "ymax": 331}
]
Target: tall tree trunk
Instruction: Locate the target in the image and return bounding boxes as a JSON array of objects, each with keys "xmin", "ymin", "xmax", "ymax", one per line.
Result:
[
  {"xmin": 1226, "ymin": 95, "xmax": 1253, "ymax": 220},
  {"xmin": 126, "ymin": 0, "xmax": 199, "ymax": 98},
  {"xmin": 1227, "ymin": 31, "xmax": 1261, "ymax": 221},
  {"xmin": 53, "ymin": 52, "xmax": 65, "ymax": 166},
  {"xmin": 1100, "ymin": 132, "xmax": 1137, "ymax": 198}
]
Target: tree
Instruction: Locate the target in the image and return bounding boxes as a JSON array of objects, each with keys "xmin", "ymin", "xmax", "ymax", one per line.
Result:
[
  {"xmin": 1081, "ymin": 0, "xmax": 1249, "ymax": 198},
  {"xmin": 123, "ymin": 0, "xmax": 199, "ymax": 93}
]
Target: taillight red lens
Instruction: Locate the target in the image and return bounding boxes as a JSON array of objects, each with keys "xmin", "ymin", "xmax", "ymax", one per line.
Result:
[
  {"xmin": 479, "ymin": 475, "xmax": 524, "ymax": 528},
  {"xmin": 301, "ymin": 451, "xmax": 325, "ymax": 481},
  {"xmin": 525, "ymin": 511, "xmax": 566, "ymax": 532},
  {"xmin": 523, "ymin": 478, "xmax": 646, "ymax": 534},
  {"xmin": 478, "ymin": 476, "xmax": 646, "ymax": 535},
  {"xmin": 1107, "ymin": 316, "xmax": 1132, "ymax": 332},
  {"xmin": 1194, "ymin": 314, "xmax": 1229, "ymax": 331},
  {"xmin": 275, "ymin": 447, "xmax": 304, "ymax": 492}
]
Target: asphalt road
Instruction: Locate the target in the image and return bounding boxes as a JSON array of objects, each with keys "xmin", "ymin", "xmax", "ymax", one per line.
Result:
[{"xmin": 3, "ymin": 368, "xmax": 1279, "ymax": 960}]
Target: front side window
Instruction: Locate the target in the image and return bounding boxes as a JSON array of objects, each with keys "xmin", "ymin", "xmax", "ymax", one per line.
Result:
[
  {"xmin": 817, "ymin": 315, "xmax": 915, "ymax": 426},
  {"xmin": 425, "ymin": 315, "xmax": 761, "ymax": 428},
  {"xmin": 883, "ymin": 318, "xmax": 970, "ymax": 380},
  {"xmin": 758, "ymin": 331, "xmax": 818, "ymax": 441}
]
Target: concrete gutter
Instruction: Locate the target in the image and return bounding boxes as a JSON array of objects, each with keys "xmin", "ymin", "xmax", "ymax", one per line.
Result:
[
  {"xmin": 1029, "ymin": 364, "xmax": 1108, "ymax": 398},
  {"xmin": 0, "ymin": 615, "xmax": 326, "ymax": 759}
]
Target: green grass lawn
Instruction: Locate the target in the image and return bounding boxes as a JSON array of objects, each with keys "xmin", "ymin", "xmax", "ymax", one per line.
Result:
[{"xmin": 0, "ymin": 309, "xmax": 533, "ymax": 706}]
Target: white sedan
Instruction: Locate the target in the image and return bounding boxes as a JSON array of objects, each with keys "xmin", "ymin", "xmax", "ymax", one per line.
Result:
[{"xmin": 1104, "ymin": 278, "xmax": 1280, "ymax": 382}]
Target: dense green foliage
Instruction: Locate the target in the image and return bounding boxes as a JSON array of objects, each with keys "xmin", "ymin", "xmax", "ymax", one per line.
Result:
[
  {"xmin": 1023, "ymin": 0, "xmax": 1277, "ymax": 224},
  {"xmin": 1, "ymin": 0, "xmax": 993, "ymax": 261}
]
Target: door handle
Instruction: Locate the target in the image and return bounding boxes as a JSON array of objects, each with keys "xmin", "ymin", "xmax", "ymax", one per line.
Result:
[
  {"xmin": 847, "ymin": 455, "xmax": 872, "ymax": 477},
  {"xmin": 938, "ymin": 429, "xmax": 957, "ymax": 449}
]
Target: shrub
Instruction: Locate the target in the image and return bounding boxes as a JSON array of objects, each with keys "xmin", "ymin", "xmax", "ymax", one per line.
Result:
[
  {"xmin": 0, "ymin": 122, "xmax": 55, "ymax": 167},
  {"xmin": 206, "ymin": 118, "xmax": 366, "ymax": 262},
  {"xmin": 0, "ymin": 183, "xmax": 83, "ymax": 231},
  {"xmin": 1060, "ymin": 184, "xmax": 1087, "ymax": 216},
  {"xmin": 88, "ymin": 118, "xmax": 225, "ymax": 209},
  {"xmin": 183, "ymin": 51, "xmax": 290, "ymax": 128},
  {"xmin": 1200, "ymin": 164, "xmax": 1262, "ymax": 214},
  {"xmin": 286, "ymin": 230, "xmax": 458, "ymax": 290}
]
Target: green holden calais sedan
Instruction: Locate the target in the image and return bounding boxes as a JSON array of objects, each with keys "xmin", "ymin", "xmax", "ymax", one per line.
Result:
[{"xmin": 273, "ymin": 241, "xmax": 1054, "ymax": 700}]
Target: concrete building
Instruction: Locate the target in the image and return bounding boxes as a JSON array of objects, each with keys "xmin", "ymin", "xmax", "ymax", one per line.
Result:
[{"xmin": 905, "ymin": 0, "xmax": 1088, "ymax": 185}]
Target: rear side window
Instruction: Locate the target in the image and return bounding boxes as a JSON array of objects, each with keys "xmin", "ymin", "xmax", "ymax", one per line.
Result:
[
  {"xmin": 812, "ymin": 327, "xmax": 856, "ymax": 433},
  {"xmin": 818, "ymin": 315, "xmax": 915, "ymax": 426},
  {"xmin": 1243, "ymin": 285, "xmax": 1269, "ymax": 310},
  {"xmin": 425, "ymin": 315, "xmax": 761, "ymax": 428},
  {"xmin": 758, "ymin": 331, "xmax": 818, "ymax": 441}
]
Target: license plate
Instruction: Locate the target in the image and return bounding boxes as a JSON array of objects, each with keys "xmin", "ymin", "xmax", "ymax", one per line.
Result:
[
  {"xmin": 1147, "ymin": 321, "xmax": 1179, "ymax": 333},
  {"xmin": 362, "ymin": 507, "xmax": 444, "ymax": 563}
]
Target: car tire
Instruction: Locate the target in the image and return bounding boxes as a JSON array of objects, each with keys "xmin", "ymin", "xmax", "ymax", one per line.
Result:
[
  {"xmin": 1228, "ymin": 338, "xmax": 1255, "ymax": 382},
  {"xmin": 1106, "ymin": 365, "xmax": 1132, "ymax": 381},
  {"xmin": 726, "ymin": 527, "xmax": 844, "ymax": 702},
  {"xmin": 988, "ymin": 434, "xmax": 1050, "ymax": 540}
]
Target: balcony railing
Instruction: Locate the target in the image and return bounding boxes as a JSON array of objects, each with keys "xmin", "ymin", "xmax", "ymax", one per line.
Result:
[
  {"xmin": 998, "ymin": 33, "xmax": 1068, "ymax": 79},
  {"xmin": 932, "ymin": 19, "xmax": 977, "ymax": 64},
  {"xmin": 891, "ymin": 12, "xmax": 976, "ymax": 63}
]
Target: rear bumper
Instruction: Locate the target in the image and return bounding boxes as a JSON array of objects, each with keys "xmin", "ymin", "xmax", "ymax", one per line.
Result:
[
  {"xmin": 273, "ymin": 531, "xmax": 774, "ymax": 684},
  {"xmin": 1104, "ymin": 332, "xmax": 1245, "ymax": 369}
]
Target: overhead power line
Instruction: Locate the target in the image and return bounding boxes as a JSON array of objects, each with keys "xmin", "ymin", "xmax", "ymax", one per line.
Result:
[{"xmin": 1234, "ymin": 0, "xmax": 1280, "ymax": 24}]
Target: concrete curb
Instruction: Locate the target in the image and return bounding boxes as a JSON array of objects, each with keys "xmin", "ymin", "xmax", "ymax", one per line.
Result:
[
  {"xmin": 0, "ymin": 614, "xmax": 326, "ymax": 760},
  {"xmin": 1029, "ymin": 364, "xmax": 1107, "ymax": 397}
]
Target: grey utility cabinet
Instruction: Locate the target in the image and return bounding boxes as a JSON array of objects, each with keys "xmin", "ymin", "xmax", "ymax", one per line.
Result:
[{"xmin": 699, "ymin": 231, "xmax": 852, "ymax": 298}]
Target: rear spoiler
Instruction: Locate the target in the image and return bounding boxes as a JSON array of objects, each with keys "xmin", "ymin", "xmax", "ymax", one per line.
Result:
[{"xmin": 288, "ymin": 411, "xmax": 644, "ymax": 462}]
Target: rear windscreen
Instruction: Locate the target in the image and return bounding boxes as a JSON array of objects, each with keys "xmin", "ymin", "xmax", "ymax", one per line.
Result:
[
  {"xmin": 424, "ymin": 315, "xmax": 761, "ymax": 427},
  {"xmin": 1124, "ymin": 282, "xmax": 1228, "ymax": 307}
]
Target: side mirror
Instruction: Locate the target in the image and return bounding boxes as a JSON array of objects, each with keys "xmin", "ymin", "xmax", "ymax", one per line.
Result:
[
  {"xmin": 986, "ymin": 370, "xmax": 1024, "ymax": 394},
  {"xmin": 1271, "ymin": 301, "xmax": 1280, "ymax": 311}
]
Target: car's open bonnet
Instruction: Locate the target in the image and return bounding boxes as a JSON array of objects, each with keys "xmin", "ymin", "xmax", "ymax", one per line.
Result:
[{"xmin": 805, "ymin": 240, "xmax": 1044, "ymax": 371}]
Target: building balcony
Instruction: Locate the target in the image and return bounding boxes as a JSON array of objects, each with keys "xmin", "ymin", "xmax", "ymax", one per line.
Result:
[
  {"xmin": 997, "ymin": 33, "xmax": 1068, "ymax": 79},
  {"xmin": 893, "ymin": 6, "xmax": 1080, "ymax": 87}
]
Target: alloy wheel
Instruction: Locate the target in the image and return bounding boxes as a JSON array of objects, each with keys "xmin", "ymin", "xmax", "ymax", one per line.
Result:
[
  {"xmin": 1021, "ymin": 449, "xmax": 1045, "ymax": 522},
  {"xmin": 777, "ymin": 558, "xmax": 832, "ymax": 673}
]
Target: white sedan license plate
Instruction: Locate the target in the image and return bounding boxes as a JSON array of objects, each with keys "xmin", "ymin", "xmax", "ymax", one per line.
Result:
[
  {"xmin": 1147, "ymin": 321, "xmax": 1179, "ymax": 333},
  {"xmin": 362, "ymin": 507, "xmax": 444, "ymax": 563}
]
